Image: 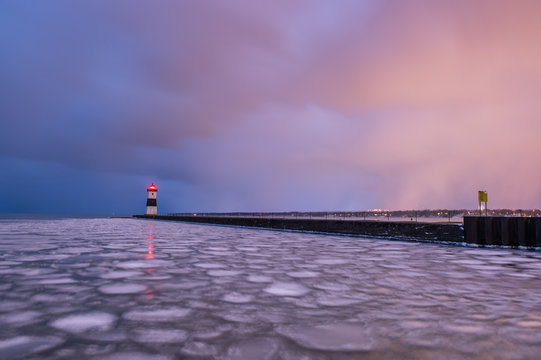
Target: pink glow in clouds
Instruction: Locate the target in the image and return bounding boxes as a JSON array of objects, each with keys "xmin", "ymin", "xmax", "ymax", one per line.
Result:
[{"xmin": 2, "ymin": 0, "xmax": 541, "ymax": 212}]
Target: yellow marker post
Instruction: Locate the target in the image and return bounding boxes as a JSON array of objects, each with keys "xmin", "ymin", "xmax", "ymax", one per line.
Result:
[{"xmin": 478, "ymin": 191, "xmax": 488, "ymax": 216}]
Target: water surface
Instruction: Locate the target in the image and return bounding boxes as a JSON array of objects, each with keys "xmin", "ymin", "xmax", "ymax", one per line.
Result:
[{"xmin": 1, "ymin": 217, "xmax": 541, "ymax": 359}]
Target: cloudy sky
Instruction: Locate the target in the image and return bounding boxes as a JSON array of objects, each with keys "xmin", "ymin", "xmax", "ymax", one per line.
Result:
[{"xmin": 2, "ymin": 0, "xmax": 541, "ymax": 214}]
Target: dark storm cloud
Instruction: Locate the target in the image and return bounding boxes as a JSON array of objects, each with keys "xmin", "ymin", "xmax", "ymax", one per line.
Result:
[{"xmin": 1, "ymin": 1, "xmax": 308, "ymax": 177}]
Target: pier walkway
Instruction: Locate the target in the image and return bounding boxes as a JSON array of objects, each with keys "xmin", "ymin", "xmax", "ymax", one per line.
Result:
[{"xmin": 134, "ymin": 214, "xmax": 463, "ymax": 243}]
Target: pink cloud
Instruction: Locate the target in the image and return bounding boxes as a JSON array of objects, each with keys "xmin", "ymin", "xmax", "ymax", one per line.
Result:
[{"xmin": 4, "ymin": 0, "xmax": 541, "ymax": 211}]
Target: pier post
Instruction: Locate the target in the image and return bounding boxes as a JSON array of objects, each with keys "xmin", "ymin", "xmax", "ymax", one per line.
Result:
[
  {"xmin": 491, "ymin": 217, "xmax": 502, "ymax": 246},
  {"xmin": 535, "ymin": 218, "xmax": 541, "ymax": 248},
  {"xmin": 517, "ymin": 217, "xmax": 527, "ymax": 247},
  {"xmin": 507, "ymin": 218, "xmax": 520, "ymax": 247},
  {"xmin": 499, "ymin": 217, "xmax": 510, "ymax": 246},
  {"xmin": 464, "ymin": 217, "xmax": 478, "ymax": 244},
  {"xmin": 525, "ymin": 218, "xmax": 537, "ymax": 248},
  {"xmin": 477, "ymin": 216, "xmax": 489, "ymax": 245}
]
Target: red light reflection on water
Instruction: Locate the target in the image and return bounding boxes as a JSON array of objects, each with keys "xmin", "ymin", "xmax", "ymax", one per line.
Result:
[
  {"xmin": 144, "ymin": 249, "xmax": 154, "ymax": 259},
  {"xmin": 145, "ymin": 287, "xmax": 154, "ymax": 300},
  {"xmin": 143, "ymin": 224, "xmax": 157, "ymax": 301},
  {"xmin": 145, "ymin": 225, "xmax": 155, "ymax": 260}
]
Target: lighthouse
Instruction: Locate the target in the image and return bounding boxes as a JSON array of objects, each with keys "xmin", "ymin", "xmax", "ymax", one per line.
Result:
[{"xmin": 146, "ymin": 183, "xmax": 158, "ymax": 215}]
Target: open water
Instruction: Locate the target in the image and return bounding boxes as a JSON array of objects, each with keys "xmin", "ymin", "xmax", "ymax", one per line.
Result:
[{"xmin": 2, "ymin": 216, "xmax": 541, "ymax": 359}]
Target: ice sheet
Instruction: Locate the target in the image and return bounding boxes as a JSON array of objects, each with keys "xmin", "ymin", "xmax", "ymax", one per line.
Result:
[{"xmin": 2, "ymin": 217, "xmax": 541, "ymax": 359}]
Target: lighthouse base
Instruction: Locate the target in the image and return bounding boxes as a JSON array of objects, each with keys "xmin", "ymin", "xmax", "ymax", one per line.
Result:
[{"xmin": 146, "ymin": 206, "xmax": 157, "ymax": 215}]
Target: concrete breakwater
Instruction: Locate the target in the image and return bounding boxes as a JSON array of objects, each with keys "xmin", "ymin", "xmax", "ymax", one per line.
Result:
[{"xmin": 134, "ymin": 215, "xmax": 463, "ymax": 243}]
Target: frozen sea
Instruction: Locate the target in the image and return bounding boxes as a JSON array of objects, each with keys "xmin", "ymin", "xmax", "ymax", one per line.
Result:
[{"xmin": 2, "ymin": 216, "xmax": 541, "ymax": 359}]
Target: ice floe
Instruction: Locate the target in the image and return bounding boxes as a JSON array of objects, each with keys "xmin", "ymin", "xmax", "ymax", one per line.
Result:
[
  {"xmin": 316, "ymin": 296, "xmax": 360, "ymax": 307},
  {"xmin": 115, "ymin": 260, "xmax": 172, "ymax": 269},
  {"xmin": 98, "ymin": 283, "xmax": 147, "ymax": 294},
  {"xmin": 286, "ymin": 271, "xmax": 320, "ymax": 278},
  {"xmin": 0, "ymin": 310, "xmax": 41, "ymax": 326},
  {"xmin": 123, "ymin": 307, "xmax": 191, "ymax": 322},
  {"xmin": 0, "ymin": 335, "xmax": 64, "ymax": 358},
  {"xmin": 180, "ymin": 341, "xmax": 217, "ymax": 357},
  {"xmin": 207, "ymin": 270, "xmax": 242, "ymax": 277},
  {"xmin": 50, "ymin": 312, "xmax": 116, "ymax": 333},
  {"xmin": 193, "ymin": 262, "xmax": 225, "ymax": 269},
  {"xmin": 132, "ymin": 329, "xmax": 188, "ymax": 343},
  {"xmin": 222, "ymin": 292, "xmax": 254, "ymax": 303},
  {"xmin": 314, "ymin": 258, "xmax": 349, "ymax": 265},
  {"xmin": 38, "ymin": 277, "xmax": 77, "ymax": 285},
  {"xmin": 99, "ymin": 352, "xmax": 174, "ymax": 360},
  {"xmin": 264, "ymin": 282, "xmax": 310, "ymax": 297},
  {"xmin": 276, "ymin": 323, "xmax": 377, "ymax": 351},
  {"xmin": 226, "ymin": 337, "xmax": 281, "ymax": 360},
  {"xmin": 100, "ymin": 270, "xmax": 142, "ymax": 279},
  {"xmin": 246, "ymin": 275, "xmax": 273, "ymax": 283}
]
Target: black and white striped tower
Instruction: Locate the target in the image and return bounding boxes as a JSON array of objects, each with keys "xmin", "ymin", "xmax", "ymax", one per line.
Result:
[{"xmin": 146, "ymin": 183, "xmax": 158, "ymax": 215}]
